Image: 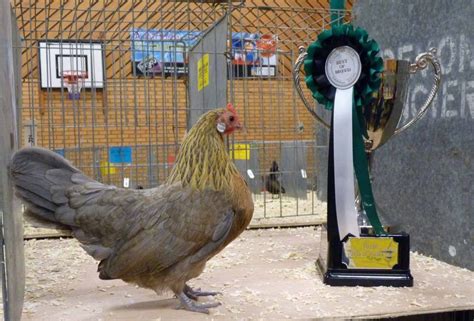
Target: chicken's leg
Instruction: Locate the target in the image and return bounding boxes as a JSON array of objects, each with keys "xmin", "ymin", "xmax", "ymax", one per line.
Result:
[
  {"xmin": 176, "ymin": 292, "xmax": 221, "ymax": 314},
  {"xmin": 184, "ymin": 284, "xmax": 221, "ymax": 300}
]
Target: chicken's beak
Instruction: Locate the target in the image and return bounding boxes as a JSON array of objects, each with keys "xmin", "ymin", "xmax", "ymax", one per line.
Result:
[
  {"xmin": 234, "ymin": 121, "xmax": 247, "ymax": 134},
  {"xmin": 234, "ymin": 120, "xmax": 244, "ymax": 132}
]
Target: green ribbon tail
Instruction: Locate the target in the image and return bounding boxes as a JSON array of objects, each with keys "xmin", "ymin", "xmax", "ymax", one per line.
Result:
[{"xmin": 352, "ymin": 101, "xmax": 386, "ymax": 235}]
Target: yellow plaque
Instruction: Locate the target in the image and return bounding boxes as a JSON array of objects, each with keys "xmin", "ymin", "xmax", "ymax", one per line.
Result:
[
  {"xmin": 197, "ymin": 54, "xmax": 209, "ymax": 91},
  {"xmin": 230, "ymin": 144, "xmax": 250, "ymax": 160},
  {"xmin": 100, "ymin": 161, "xmax": 117, "ymax": 175},
  {"xmin": 344, "ymin": 237, "xmax": 398, "ymax": 269}
]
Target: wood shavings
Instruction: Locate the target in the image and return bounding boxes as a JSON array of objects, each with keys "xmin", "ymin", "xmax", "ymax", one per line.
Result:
[
  {"xmin": 410, "ymin": 300, "xmax": 429, "ymax": 308},
  {"xmin": 226, "ymin": 306, "xmax": 243, "ymax": 314},
  {"xmin": 281, "ymin": 251, "xmax": 304, "ymax": 260},
  {"xmin": 211, "ymin": 310, "xmax": 226, "ymax": 317},
  {"xmin": 7, "ymin": 227, "xmax": 473, "ymax": 321}
]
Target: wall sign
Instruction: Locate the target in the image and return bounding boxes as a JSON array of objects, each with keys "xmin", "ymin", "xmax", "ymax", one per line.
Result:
[{"xmin": 109, "ymin": 146, "xmax": 132, "ymax": 164}]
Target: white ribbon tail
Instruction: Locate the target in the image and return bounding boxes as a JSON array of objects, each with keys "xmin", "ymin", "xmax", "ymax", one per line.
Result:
[{"xmin": 334, "ymin": 87, "xmax": 360, "ymax": 240}]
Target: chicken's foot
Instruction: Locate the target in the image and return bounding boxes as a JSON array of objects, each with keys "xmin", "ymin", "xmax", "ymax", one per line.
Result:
[
  {"xmin": 184, "ymin": 284, "xmax": 222, "ymax": 300},
  {"xmin": 176, "ymin": 292, "xmax": 221, "ymax": 314}
]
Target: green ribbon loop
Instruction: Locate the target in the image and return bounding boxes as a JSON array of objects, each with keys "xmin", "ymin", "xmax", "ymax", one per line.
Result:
[{"xmin": 304, "ymin": 24, "xmax": 384, "ymax": 111}]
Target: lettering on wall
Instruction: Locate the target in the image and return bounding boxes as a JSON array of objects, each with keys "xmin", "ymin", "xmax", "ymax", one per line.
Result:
[{"xmin": 383, "ymin": 34, "xmax": 474, "ymax": 121}]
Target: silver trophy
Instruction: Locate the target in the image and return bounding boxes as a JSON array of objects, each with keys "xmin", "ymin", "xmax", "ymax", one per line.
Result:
[{"xmin": 294, "ymin": 47, "xmax": 441, "ymax": 231}]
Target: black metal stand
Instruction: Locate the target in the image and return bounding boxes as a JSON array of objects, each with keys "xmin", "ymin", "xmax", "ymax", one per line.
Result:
[{"xmin": 319, "ymin": 119, "xmax": 413, "ymax": 287}]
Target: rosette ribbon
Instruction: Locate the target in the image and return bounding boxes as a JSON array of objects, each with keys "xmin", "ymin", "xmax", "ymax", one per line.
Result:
[{"xmin": 304, "ymin": 24, "xmax": 385, "ymax": 240}]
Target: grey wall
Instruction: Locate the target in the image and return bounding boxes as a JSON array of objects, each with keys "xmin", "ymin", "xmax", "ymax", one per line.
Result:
[
  {"xmin": 188, "ymin": 15, "xmax": 228, "ymax": 128},
  {"xmin": 354, "ymin": 0, "xmax": 473, "ymax": 269},
  {"xmin": 0, "ymin": 3, "xmax": 25, "ymax": 320}
]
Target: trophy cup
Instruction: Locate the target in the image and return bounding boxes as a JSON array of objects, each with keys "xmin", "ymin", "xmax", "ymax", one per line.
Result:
[{"xmin": 293, "ymin": 24, "xmax": 441, "ymax": 287}]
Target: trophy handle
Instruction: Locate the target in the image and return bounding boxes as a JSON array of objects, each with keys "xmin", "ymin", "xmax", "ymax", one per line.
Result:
[
  {"xmin": 394, "ymin": 48, "xmax": 442, "ymax": 135},
  {"xmin": 292, "ymin": 46, "xmax": 330, "ymax": 129}
]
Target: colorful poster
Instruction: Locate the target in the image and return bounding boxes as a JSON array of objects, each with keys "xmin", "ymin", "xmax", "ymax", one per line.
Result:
[
  {"xmin": 230, "ymin": 32, "xmax": 278, "ymax": 77},
  {"xmin": 130, "ymin": 29, "xmax": 278, "ymax": 78},
  {"xmin": 130, "ymin": 28, "xmax": 201, "ymax": 76}
]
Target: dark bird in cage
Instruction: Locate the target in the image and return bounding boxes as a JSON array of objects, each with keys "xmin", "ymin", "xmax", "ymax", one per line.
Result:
[
  {"xmin": 265, "ymin": 160, "xmax": 286, "ymax": 198},
  {"xmin": 9, "ymin": 104, "xmax": 254, "ymax": 314}
]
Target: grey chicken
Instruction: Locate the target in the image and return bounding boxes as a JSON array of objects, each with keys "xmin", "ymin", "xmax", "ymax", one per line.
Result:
[{"xmin": 9, "ymin": 104, "xmax": 254, "ymax": 314}]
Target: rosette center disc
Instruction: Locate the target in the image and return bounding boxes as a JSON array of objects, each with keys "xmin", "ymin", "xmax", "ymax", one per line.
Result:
[{"xmin": 325, "ymin": 46, "xmax": 362, "ymax": 90}]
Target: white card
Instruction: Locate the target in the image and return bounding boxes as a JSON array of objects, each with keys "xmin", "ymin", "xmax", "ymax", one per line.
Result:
[
  {"xmin": 247, "ymin": 169, "xmax": 255, "ymax": 179},
  {"xmin": 301, "ymin": 169, "xmax": 307, "ymax": 178}
]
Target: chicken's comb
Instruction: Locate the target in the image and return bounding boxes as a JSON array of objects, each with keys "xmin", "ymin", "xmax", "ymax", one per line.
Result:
[{"xmin": 226, "ymin": 103, "xmax": 237, "ymax": 114}]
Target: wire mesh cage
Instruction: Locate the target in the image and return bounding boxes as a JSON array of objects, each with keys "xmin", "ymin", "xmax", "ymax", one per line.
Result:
[{"xmin": 12, "ymin": 0, "xmax": 351, "ymax": 228}]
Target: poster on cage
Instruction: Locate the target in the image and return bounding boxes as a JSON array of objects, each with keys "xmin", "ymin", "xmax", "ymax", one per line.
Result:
[
  {"xmin": 130, "ymin": 28, "xmax": 201, "ymax": 76},
  {"xmin": 230, "ymin": 32, "xmax": 278, "ymax": 78},
  {"xmin": 130, "ymin": 29, "xmax": 278, "ymax": 78}
]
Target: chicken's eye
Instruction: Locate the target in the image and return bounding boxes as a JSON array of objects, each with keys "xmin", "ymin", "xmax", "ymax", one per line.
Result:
[{"xmin": 229, "ymin": 116, "xmax": 235, "ymax": 122}]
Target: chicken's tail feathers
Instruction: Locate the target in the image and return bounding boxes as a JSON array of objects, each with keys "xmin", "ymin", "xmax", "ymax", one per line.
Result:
[{"xmin": 9, "ymin": 147, "xmax": 93, "ymax": 227}]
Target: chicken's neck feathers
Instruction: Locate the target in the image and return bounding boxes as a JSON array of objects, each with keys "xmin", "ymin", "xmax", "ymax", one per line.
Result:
[{"xmin": 166, "ymin": 110, "xmax": 239, "ymax": 194}]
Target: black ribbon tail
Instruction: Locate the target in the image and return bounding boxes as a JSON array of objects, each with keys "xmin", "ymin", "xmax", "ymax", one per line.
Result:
[
  {"xmin": 326, "ymin": 114, "xmax": 346, "ymax": 268},
  {"xmin": 327, "ymin": 113, "xmax": 339, "ymax": 242}
]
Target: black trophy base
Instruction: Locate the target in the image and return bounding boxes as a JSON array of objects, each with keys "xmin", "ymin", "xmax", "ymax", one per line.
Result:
[
  {"xmin": 319, "ymin": 265, "xmax": 414, "ymax": 287},
  {"xmin": 317, "ymin": 226, "xmax": 413, "ymax": 287}
]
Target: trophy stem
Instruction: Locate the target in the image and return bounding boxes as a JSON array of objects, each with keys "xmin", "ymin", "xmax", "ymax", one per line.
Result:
[
  {"xmin": 367, "ymin": 151, "xmax": 374, "ymax": 173},
  {"xmin": 356, "ymin": 151, "xmax": 394, "ymax": 234},
  {"xmin": 355, "ymin": 151, "xmax": 374, "ymax": 228}
]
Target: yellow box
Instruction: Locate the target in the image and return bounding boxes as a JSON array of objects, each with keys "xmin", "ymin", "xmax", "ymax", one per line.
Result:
[
  {"xmin": 230, "ymin": 144, "xmax": 250, "ymax": 160},
  {"xmin": 100, "ymin": 161, "xmax": 117, "ymax": 175},
  {"xmin": 197, "ymin": 54, "xmax": 209, "ymax": 91}
]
